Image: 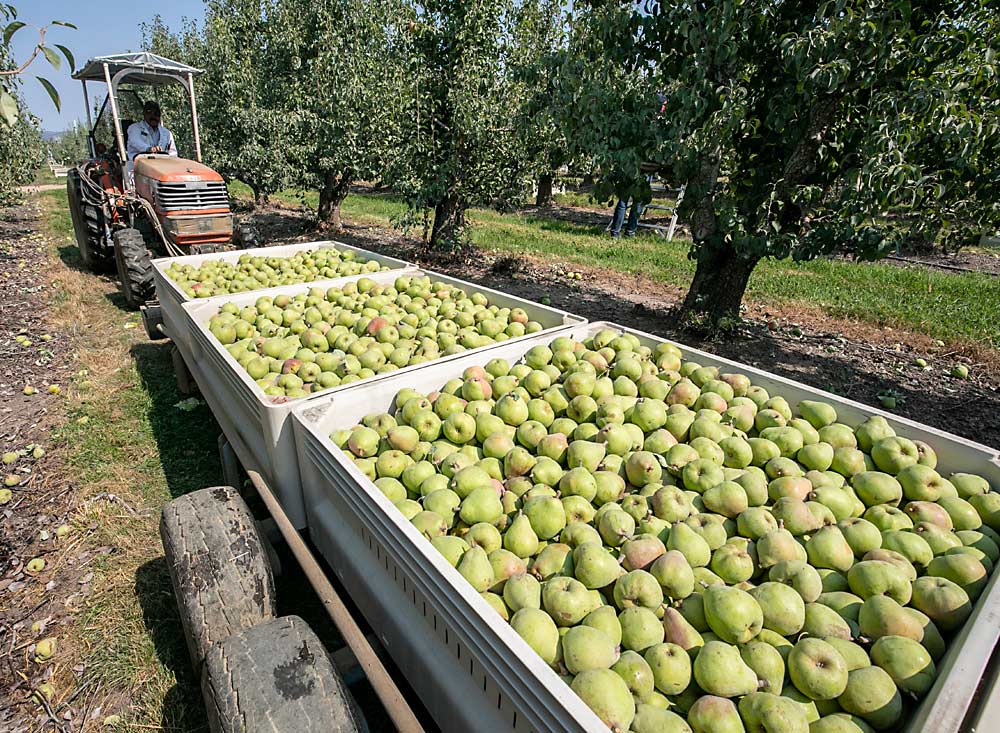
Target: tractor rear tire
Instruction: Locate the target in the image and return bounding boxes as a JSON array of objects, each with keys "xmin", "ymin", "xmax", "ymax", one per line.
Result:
[
  {"xmin": 202, "ymin": 615, "xmax": 363, "ymax": 733},
  {"xmin": 67, "ymin": 170, "xmax": 113, "ymax": 273},
  {"xmin": 160, "ymin": 486, "xmax": 277, "ymax": 672},
  {"xmin": 113, "ymin": 228, "xmax": 154, "ymax": 309}
]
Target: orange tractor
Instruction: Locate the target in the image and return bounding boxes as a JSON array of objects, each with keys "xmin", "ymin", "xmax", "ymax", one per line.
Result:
[{"xmin": 66, "ymin": 52, "xmax": 257, "ymax": 309}]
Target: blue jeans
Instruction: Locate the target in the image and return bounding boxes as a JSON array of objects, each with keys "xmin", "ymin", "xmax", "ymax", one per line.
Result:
[{"xmin": 609, "ymin": 197, "xmax": 644, "ymax": 237}]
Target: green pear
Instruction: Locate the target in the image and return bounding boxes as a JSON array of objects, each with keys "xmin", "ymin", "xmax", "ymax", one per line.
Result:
[
  {"xmin": 710, "ymin": 542, "xmax": 755, "ymax": 584},
  {"xmin": 816, "ymin": 591, "xmax": 864, "ymax": 622},
  {"xmin": 611, "ymin": 650, "xmax": 654, "ymax": 700},
  {"xmin": 614, "ymin": 569, "xmax": 665, "ymax": 610},
  {"xmin": 502, "ymin": 572, "xmax": 541, "ymax": 612},
  {"xmin": 756, "ymin": 628, "xmax": 795, "ymax": 662},
  {"xmin": 459, "ymin": 486, "xmax": 503, "ymax": 526},
  {"xmin": 467, "ymin": 522, "xmax": 503, "ymax": 553},
  {"xmin": 661, "ymin": 607, "xmax": 704, "ymax": 657},
  {"xmin": 757, "ymin": 528, "xmax": 807, "ymax": 568},
  {"xmin": 581, "ymin": 604, "xmax": 623, "ymax": 646},
  {"xmin": 851, "ymin": 472, "xmax": 902, "ymax": 507},
  {"xmin": 870, "ymin": 436, "xmax": 919, "ymax": 474},
  {"xmin": 910, "ymin": 575, "xmax": 972, "ymax": 631},
  {"xmin": 741, "ymin": 640, "xmax": 785, "ymax": 693},
  {"xmin": 529, "ymin": 542, "xmax": 574, "ymax": 581},
  {"xmin": 703, "ymin": 585, "xmax": 763, "ymax": 644},
  {"xmin": 667, "ymin": 521, "xmax": 712, "ymax": 567},
  {"xmin": 809, "ymin": 713, "xmax": 875, "ymax": 733},
  {"xmin": 799, "ymin": 400, "xmax": 838, "ymax": 429},
  {"xmin": 863, "ymin": 505, "xmax": 912, "ymax": 532},
  {"xmin": 599, "ymin": 509, "xmax": 636, "ymax": 548},
  {"xmin": 571, "ymin": 668, "xmax": 636, "ymax": 733},
  {"xmin": 780, "ymin": 686, "xmax": 821, "ymax": 723},
  {"xmin": 904, "ymin": 607, "xmax": 946, "ymax": 661},
  {"xmin": 457, "ymin": 545, "xmax": 494, "ymax": 592},
  {"xmin": 802, "ymin": 602, "xmax": 853, "ymax": 640},
  {"xmin": 481, "ymin": 591, "xmax": 509, "ymax": 620},
  {"xmin": 837, "ymin": 518, "xmax": 883, "ymax": 557},
  {"xmin": 630, "ymin": 705, "xmax": 691, "ymax": 733},
  {"xmin": 560, "ymin": 521, "xmax": 603, "ymax": 548},
  {"xmin": 771, "ymin": 497, "xmax": 823, "ymax": 536},
  {"xmin": 824, "ymin": 638, "xmax": 870, "ymax": 672},
  {"xmin": 847, "ymin": 560, "xmax": 912, "ymax": 604},
  {"xmin": 503, "ymin": 512, "xmax": 539, "ymax": 558},
  {"xmin": 686, "ymin": 694, "xmax": 745, "ymax": 733},
  {"xmin": 489, "ymin": 548, "xmax": 527, "ymax": 590},
  {"xmin": 650, "ymin": 550, "xmax": 696, "ymax": 600},
  {"xmin": 806, "ymin": 526, "xmax": 856, "ymax": 573},
  {"xmin": 857, "ymin": 595, "xmax": 922, "ymax": 643},
  {"xmin": 880, "ymin": 530, "xmax": 933, "ymax": 567},
  {"xmin": 938, "ymin": 495, "xmax": 983, "ymax": 531},
  {"xmin": 693, "ymin": 640, "xmax": 759, "ymax": 697},
  {"xmin": 619, "ymin": 607, "xmax": 665, "ymax": 652},
  {"xmin": 431, "ymin": 535, "xmax": 469, "ymax": 567},
  {"xmin": 737, "ymin": 506, "xmax": 779, "ymax": 539},
  {"xmin": 927, "ymin": 553, "xmax": 988, "ymax": 599},
  {"xmin": 854, "ymin": 416, "xmax": 895, "ymax": 453},
  {"xmin": 562, "ymin": 625, "xmax": 620, "ymax": 674},
  {"xmin": 758, "ymin": 560, "xmax": 823, "ymax": 604},
  {"xmin": 750, "ymin": 581, "xmax": 805, "ymax": 636},
  {"xmin": 870, "ymin": 635, "xmax": 935, "ymax": 696},
  {"xmin": 789, "ymin": 638, "xmax": 849, "ymax": 700},
  {"xmin": 837, "ymin": 666, "xmax": 902, "ymax": 729},
  {"xmin": 913, "ymin": 520, "xmax": 963, "ymax": 554},
  {"xmin": 510, "ymin": 607, "xmax": 559, "ymax": 664},
  {"xmin": 644, "ymin": 642, "xmax": 692, "ymax": 695},
  {"xmin": 620, "ymin": 535, "xmax": 666, "ymax": 572},
  {"xmin": 542, "ymin": 576, "xmax": 598, "ymax": 626},
  {"xmin": 574, "ymin": 542, "xmax": 624, "ymax": 589},
  {"xmin": 738, "ymin": 691, "xmax": 810, "ymax": 733},
  {"xmin": 862, "ymin": 549, "xmax": 916, "ymax": 581},
  {"xmin": 957, "ymin": 529, "xmax": 1000, "ymax": 562}
]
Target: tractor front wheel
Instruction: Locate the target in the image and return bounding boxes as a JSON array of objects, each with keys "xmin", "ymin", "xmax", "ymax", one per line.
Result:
[{"xmin": 113, "ymin": 228, "xmax": 154, "ymax": 309}]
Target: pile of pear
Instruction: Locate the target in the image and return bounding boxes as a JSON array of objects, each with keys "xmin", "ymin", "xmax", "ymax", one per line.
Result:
[
  {"xmin": 334, "ymin": 328, "xmax": 1000, "ymax": 733},
  {"xmin": 165, "ymin": 247, "xmax": 391, "ymax": 298},
  {"xmin": 206, "ymin": 275, "xmax": 545, "ymax": 399}
]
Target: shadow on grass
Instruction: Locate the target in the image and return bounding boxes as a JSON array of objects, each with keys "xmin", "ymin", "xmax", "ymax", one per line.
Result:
[
  {"xmin": 135, "ymin": 558, "xmax": 207, "ymax": 733},
  {"xmin": 131, "ymin": 341, "xmax": 224, "ymax": 499}
]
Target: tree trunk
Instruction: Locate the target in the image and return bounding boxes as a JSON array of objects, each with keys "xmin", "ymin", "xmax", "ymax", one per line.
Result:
[
  {"xmin": 679, "ymin": 246, "xmax": 761, "ymax": 327},
  {"xmin": 535, "ymin": 173, "xmax": 554, "ymax": 207},
  {"xmin": 430, "ymin": 191, "xmax": 466, "ymax": 250},
  {"xmin": 318, "ymin": 169, "xmax": 352, "ymax": 231},
  {"xmin": 581, "ymin": 171, "xmax": 594, "ymax": 188}
]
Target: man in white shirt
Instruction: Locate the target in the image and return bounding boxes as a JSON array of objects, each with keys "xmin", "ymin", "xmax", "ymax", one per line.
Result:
[{"xmin": 126, "ymin": 101, "xmax": 177, "ymax": 182}]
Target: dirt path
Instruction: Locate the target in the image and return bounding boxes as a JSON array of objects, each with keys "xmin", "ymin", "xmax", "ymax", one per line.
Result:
[{"xmin": 18, "ymin": 184, "xmax": 65, "ymax": 194}]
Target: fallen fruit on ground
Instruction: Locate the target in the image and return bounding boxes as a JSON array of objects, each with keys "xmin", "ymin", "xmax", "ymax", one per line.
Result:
[{"xmin": 328, "ymin": 327, "xmax": 997, "ymax": 730}]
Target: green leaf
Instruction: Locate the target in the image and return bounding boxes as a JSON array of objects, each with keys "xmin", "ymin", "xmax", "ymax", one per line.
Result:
[
  {"xmin": 36, "ymin": 76, "xmax": 60, "ymax": 112},
  {"xmin": 41, "ymin": 45, "xmax": 61, "ymax": 70},
  {"xmin": 2, "ymin": 19, "xmax": 25, "ymax": 46},
  {"xmin": 50, "ymin": 20, "xmax": 77, "ymax": 29},
  {"xmin": 54, "ymin": 43, "xmax": 74, "ymax": 71},
  {"xmin": 0, "ymin": 90, "xmax": 18, "ymax": 126}
]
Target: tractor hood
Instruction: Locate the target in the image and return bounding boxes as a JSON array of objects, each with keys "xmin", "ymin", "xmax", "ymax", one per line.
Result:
[{"xmin": 134, "ymin": 156, "xmax": 224, "ymax": 184}]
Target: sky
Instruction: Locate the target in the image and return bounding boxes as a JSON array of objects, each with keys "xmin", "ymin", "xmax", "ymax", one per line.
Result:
[{"xmin": 9, "ymin": 0, "xmax": 206, "ymax": 131}]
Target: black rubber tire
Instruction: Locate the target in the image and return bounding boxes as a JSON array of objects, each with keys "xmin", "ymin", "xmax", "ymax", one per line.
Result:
[
  {"xmin": 234, "ymin": 220, "xmax": 261, "ymax": 249},
  {"xmin": 113, "ymin": 227, "xmax": 155, "ymax": 309},
  {"xmin": 160, "ymin": 486, "xmax": 277, "ymax": 672},
  {"xmin": 202, "ymin": 615, "xmax": 362, "ymax": 733},
  {"xmin": 67, "ymin": 170, "xmax": 113, "ymax": 273}
]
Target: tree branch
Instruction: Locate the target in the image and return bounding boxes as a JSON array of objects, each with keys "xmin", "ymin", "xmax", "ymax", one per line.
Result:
[{"xmin": 0, "ymin": 26, "xmax": 46, "ymax": 77}]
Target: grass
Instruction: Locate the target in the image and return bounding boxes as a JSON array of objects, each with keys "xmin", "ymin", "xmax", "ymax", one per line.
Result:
[
  {"xmin": 31, "ymin": 166, "xmax": 61, "ymax": 185},
  {"xmin": 233, "ymin": 183, "xmax": 999, "ymax": 347},
  {"xmin": 40, "ymin": 190, "xmax": 221, "ymax": 730}
]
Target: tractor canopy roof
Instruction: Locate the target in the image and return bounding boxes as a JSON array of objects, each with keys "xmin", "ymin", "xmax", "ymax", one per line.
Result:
[{"xmin": 72, "ymin": 52, "xmax": 203, "ymax": 85}]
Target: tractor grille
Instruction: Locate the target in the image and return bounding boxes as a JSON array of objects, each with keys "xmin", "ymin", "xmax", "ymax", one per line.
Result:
[{"xmin": 155, "ymin": 181, "xmax": 229, "ymax": 212}]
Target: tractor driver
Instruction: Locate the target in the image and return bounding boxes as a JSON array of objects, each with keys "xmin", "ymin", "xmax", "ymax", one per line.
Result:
[{"xmin": 126, "ymin": 101, "xmax": 177, "ymax": 179}]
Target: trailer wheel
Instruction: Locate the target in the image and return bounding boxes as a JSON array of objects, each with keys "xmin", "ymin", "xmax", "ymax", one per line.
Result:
[
  {"xmin": 113, "ymin": 228, "xmax": 154, "ymax": 309},
  {"xmin": 202, "ymin": 615, "xmax": 363, "ymax": 733},
  {"xmin": 160, "ymin": 486, "xmax": 277, "ymax": 672}
]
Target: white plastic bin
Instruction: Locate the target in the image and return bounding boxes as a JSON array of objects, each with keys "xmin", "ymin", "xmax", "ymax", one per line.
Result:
[
  {"xmin": 291, "ymin": 321, "xmax": 1000, "ymax": 733},
  {"xmin": 151, "ymin": 240, "xmax": 412, "ymax": 352},
  {"xmin": 179, "ymin": 270, "xmax": 585, "ymax": 528}
]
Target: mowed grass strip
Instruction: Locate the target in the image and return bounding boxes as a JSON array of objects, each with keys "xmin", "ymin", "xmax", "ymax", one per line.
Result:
[
  {"xmin": 238, "ymin": 183, "xmax": 999, "ymax": 347},
  {"xmin": 41, "ymin": 190, "xmax": 219, "ymax": 730}
]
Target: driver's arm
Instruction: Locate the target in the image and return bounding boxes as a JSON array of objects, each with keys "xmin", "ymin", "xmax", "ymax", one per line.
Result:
[{"xmin": 165, "ymin": 129, "xmax": 178, "ymax": 157}]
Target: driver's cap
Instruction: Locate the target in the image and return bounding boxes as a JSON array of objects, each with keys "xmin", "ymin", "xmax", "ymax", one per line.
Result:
[{"xmin": 143, "ymin": 101, "xmax": 161, "ymax": 114}]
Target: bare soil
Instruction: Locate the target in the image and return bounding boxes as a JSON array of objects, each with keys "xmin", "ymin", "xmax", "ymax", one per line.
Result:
[
  {"xmin": 0, "ymin": 199, "xmax": 92, "ymax": 731},
  {"xmin": 249, "ymin": 203, "xmax": 1000, "ymax": 450}
]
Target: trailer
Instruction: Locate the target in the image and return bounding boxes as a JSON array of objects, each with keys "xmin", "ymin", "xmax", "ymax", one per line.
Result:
[{"xmin": 153, "ymin": 246, "xmax": 1000, "ymax": 732}]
